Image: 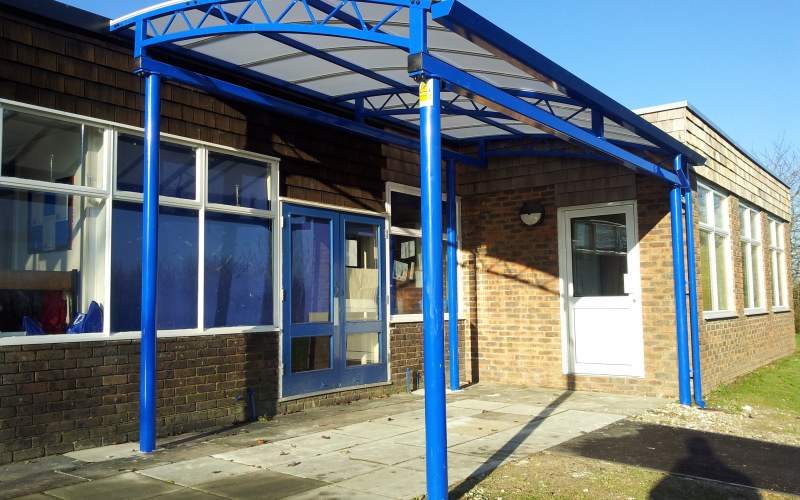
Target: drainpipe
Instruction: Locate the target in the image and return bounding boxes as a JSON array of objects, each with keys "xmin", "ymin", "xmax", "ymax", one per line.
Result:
[
  {"xmin": 681, "ymin": 166, "xmax": 706, "ymax": 408},
  {"xmin": 670, "ymin": 155, "xmax": 692, "ymax": 406}
]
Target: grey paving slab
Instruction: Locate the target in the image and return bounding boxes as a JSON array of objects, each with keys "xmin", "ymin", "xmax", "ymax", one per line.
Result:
[
  {"xmin": 381, "ymin": 409, "xmax": 426, "ymax": 429},
  {"xmin": 337, "ymin": 466, "xmax": 428, "ymax": 500},
  {"xmin": 448, "ymin": 399, "xmax": 513, "ymax": 411},
  {"xmin": 0, "ymin": 455, "xmax": 80, "ymax": 481},
  {"xmin": 195, "ymin": 469, "xmax": 325, "ymax": 500},
  {"xmin": 9, "ymin": 494, "xmax": 57, "ymax": 500},
  {"xmin": 397, "ymin": 451, "xmax": 500, "ymax": 485},
  {"xmin": 271, "ymin": 451, "xmax": 384, "ymax": 482},
  {"xmin": 493, "ymin": 403, "xmax": 551, "ymax": 417},
  {"xmin": 447, "ymin": 433, "xmax": 550, "ymax": 460},
  {"xmin": 390, "ymin": 428, "xmax": 477, "ymax": 448},
  {"xmin": 283, "ymin": 484, "xmax": 394, "ymax": 499},
  {"xmin": 214, "ymin": 430, "xmax": 369, "ymax": 468},
  {"xmin": 64, "ymin": 443, "xmax": 142, "ymax": 463},
  {"xmin": 342, "ymin": 441, "xmax": 425, "ymax": 466},
  {"xmin": 150, "ymin": 489, "xmax": 227, "ymax": 499},
  {"xmin": 445, "ymin": 415, "xmax": 519, "ymax": 437},
  {"xmin": 138, "ymin": 456, "xmax": 258, "ymax": 487},
  {"xmin": 44, "ymin": 472, "xmax": 183, "ymax": 500},
  {"xmin": 333, "ymin": 420, "xmax": 416, "ymax": 440}
]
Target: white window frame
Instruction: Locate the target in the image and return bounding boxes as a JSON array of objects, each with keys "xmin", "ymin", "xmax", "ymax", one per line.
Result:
[
  {"xmin": 0, "ymin": 98, "xmax": 281, "ymax": 345},
  {"xmin": 698, "ymin": 183, "xmax": 735, "ymax": 319},
  {"xmin": 768, "ymin": 217, "xmax": 790, "ymax": 312},
  {"xmin": 385, "ymin": 182, "xmax": 462, "ymax": 323},
  {"xmin": 739, "ymin": 203, "xmax": 766, "ymax": 315}
]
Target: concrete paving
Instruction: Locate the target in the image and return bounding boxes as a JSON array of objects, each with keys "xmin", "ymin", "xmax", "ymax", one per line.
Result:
[{"xmin": 5, "ymin": 384, "xmax": 665, "ymax": 500}]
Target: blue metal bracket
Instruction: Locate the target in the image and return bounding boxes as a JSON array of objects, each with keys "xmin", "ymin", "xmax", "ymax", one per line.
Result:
[
  {"xmin": 413, "ymin": 53, "xmax": 682, "ymax": 185},
  {"xmin": 136, "ymin": 56, "xmax": 483, "ymax": 167}
]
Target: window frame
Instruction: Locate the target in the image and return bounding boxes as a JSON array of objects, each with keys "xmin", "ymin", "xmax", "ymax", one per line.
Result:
[
  {"xmin": 768, "ymin": 217, "xmax": 790, "ymax": 312},
  {"xmin": 0, "ymin": 98, "xmax": 281, "ymax": 345},
  {"xmin": 697, "ymin": 183, "xmax": 735, "ymax": 319},
  {"xmin": 739, "ymin": 203, "xmax": 766, "ymax": 315},
  {"xmin": 385, "ymin": 182, "xmax": 462, "ymax": 323}
]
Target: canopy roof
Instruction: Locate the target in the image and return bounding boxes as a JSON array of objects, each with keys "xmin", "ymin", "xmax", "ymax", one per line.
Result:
[{"xmin": 111, "ymin": 0, "xmax": 704, "ymax": 175}]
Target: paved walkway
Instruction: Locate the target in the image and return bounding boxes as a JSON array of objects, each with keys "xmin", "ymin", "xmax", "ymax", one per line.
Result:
[{"xmin": 5, "ymin": 385, "xmax": 665, "ymax": 500}]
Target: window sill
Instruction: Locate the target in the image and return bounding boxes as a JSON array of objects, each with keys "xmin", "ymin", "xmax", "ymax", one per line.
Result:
[
  {"xmin": 773, "ymin": 306, "xmax": 792, "ymax": 314},
  {"xmin": 0, "ymin": 326, "xmax": 279, "ymax": 346},
  {"xmin": 703, "ymin": 310, "xmax": 738, "ymax": 321},
  {"xmin": 744, "ymin": 308, "xmax": 768, "ymax": 317}
]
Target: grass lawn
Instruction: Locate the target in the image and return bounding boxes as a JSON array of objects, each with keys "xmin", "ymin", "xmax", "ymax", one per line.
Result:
[
  {"xmin": 457, "ymin": 335, "xmax": 800, "ymax": 499},
  {"xmin": 707, "ymin": 334, "xmax": 800, "ymax": 414}
]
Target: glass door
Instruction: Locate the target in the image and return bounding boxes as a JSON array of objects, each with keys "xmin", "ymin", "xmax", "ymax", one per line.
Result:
[{"xmin": 282, "ymin": 205, "xmax": 386, "ymax": 397}]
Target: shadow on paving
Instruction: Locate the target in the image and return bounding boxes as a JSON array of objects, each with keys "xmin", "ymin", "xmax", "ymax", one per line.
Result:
[{"xmin": 550, "ymin": 420, "xmax": 800, "ymax": 497}]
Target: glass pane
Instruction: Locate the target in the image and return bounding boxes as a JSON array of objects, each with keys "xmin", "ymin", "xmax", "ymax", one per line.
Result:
[
  {"xmin": 715, "ymin": 234, "xmax": 728, "ymax": 310},
  {"xmin": 291, "ymin": 336, "xmax": 331, "ymax": 373},
  {"xmin": 1, "ymin": 110, "xmax": 103, "ymax": 187},
  {"xmin": 713, "ymin": 193, "xmax": 726, "ymax": 229},
  {"xmin": 347, "ymin": 332, "xmax": 380, "ymax": 366},
  {"xmin": 700, "ymin": 232, "xmax": 713, "ymax": 311},
  {"xmin": 0, "ymin": 189, "xmax": 106, "ymax": 336},
  {"xmin": 204, "ymin": 213, "xmax": 272, "ymax": 328},
  {"xmin": 116, "ymin": 134, "xmax": 196, "ymax": 199},
  {"xmin": 769, "ymin": 221, "xmax": 777, "ymax": 248},
  {"xmin": 571, "ymin": 214, "xmax": 628, "ymax": 297},
  {"xmin": 207, "ymin": 151, "xmax": 270, "ymax": 210},
  {"xmin": 290, "ymin": 216, "xmax": 331, "ymax": 324},
  {"xmin": 778, "ymin": 252, "xmax": 788, "ymax": 307},
  {"xmin": 752, "ymin": 245, "xmax": 762, "ymax": 308},
  {"xmin": 739, "ymin": 207, "xmax": 749, "ymax": 240},
  {"xmin": 698, "ymin": 187, "xmax": 710, "ymax": 225},
  {"xmin": 772, "ymin": 250, "xmax": 780, "ymax": 306},
  {"xmin": 751, "ymin": 211, "xmax": 761, "ymax": 242},
  {"xmin": 390, "ymin": 191, "xmax": 447, "ymax": 234},
  {"xmin": 110, "ymin": 202, "xmax": 199, "ymax": 332},
  {"xmin": 742, "ymin": 242, "xmax": 752, "ymax": 309},
  {"xmin": 345, "ymin": 222, "xmax": 379, "ymax": 321},
  {"xmin": 390, "ymin": 236, "xmax": 448, "ymax": 316}
]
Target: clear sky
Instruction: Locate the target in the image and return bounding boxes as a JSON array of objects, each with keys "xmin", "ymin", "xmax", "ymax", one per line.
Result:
[{"xmin": 60, "ymin": 0, "xmax": 799, "ymax": 156}]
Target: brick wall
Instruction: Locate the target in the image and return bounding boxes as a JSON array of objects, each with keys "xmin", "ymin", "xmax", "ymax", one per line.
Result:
[{"xmin": 0, "ymin": 333, "xmax": 277, "ymax": 463}]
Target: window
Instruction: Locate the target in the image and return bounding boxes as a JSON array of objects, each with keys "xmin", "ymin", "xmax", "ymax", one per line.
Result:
[
  {"xmin": 0, "ymin": 100, "xmax": 279, "ymax": 343},
  {"xmin": 387, "ymin": 185, "xmax": 458, "ymax": 320},
  {"xmin": 739, "ymin": 205, "xmax": 765, "ymax": 313},
  {"xmin": 698, "ymin": 185, "xmax": 733, "ymax": 315},
  {"xmin": 768, "ymin": 218, "xmax": 789, "ymax": 309},
  {"xmin": 0, "ymin": 106, "xmax": 110, "ymax": 339}
]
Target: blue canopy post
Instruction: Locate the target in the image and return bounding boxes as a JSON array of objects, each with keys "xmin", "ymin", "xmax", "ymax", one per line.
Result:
[
  {"xmin": 670, "ymin": 154, "xmax": 692, "ymax": 406},
  {"xmin": 411, "ymin": 4, "xmax": 448, "ymax": 497},
  {"xmin": 446, "ymin": 159, "xmax": 460, "ymax": 392},
  {"xmin": 140, "ymin": 71, "xmax": 161, "ymax": 452}
]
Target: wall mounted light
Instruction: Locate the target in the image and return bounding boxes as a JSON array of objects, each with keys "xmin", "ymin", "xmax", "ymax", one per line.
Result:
[{"xmin": 519, "ymin": 201, "xmax": 545, "ymax": 226}]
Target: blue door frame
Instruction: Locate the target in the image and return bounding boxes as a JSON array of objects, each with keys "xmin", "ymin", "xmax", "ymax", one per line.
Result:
[{"xmin": 282, "ymin": 203, "xmax": 388, "ymax": 398}]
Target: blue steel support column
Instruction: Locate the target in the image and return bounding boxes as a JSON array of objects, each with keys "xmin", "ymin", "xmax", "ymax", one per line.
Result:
[
  {"xmin": 446, "ymin": 159, "xmax": 460, "ymax": 392},
  {"xmin": 683, "ymin": 186, "xmax": 706, "ymax": 408},
  {"xmin": 140, "ymin": 72, "xmax": 161, "ymax": 453},
  {"xmin": 670, "ymin": 155, "xmax": 692, "ymax": 406},
  {"xmin": 420, "ymin": 76, "xmax": 448, "ymax": 499}
]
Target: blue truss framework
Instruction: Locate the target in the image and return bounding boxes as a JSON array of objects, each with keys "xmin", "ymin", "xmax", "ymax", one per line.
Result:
[{"xmin": 111, "ymin": 1, "xmax": 708, "ymax": 496}]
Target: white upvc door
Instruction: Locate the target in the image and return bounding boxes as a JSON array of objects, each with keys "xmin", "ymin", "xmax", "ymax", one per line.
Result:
[{"xmin": 558, "ymin": 202, "xmax": 644, "ymax": 377}]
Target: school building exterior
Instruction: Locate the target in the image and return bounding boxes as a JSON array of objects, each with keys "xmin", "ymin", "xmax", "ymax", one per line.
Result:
[{"xmin": 0, "ymin": 0, "xmax": 794, "ymax": 464}]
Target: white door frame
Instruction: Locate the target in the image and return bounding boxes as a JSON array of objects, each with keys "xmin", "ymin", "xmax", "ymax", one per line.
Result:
[{"xmin": 557, "ymin": 200, "xmax": 645, "ymax": 377}]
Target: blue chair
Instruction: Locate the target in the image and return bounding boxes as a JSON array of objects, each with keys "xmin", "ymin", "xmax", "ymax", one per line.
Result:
[
  {"xmin": 67, "ymin": 301, "xmax": 103, "ymax": 334},
  {"xmin": 22, "ymin": 316, "xmax": 45, "ymax": 335}
]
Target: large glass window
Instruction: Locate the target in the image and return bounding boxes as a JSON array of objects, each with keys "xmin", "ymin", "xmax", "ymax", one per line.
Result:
[
  {"xmin": 0, "ymin": 102, "xmax": 279, "ymax": 343},
  {"xmin": 116, "ymin": 134, "xmax": 196, "ymax": 199},
  {"xmin": 110, "ymin": 202, "xmax": 199, "ymax": 332},
  {"xmin": 768, "ymin": 218, "xmax": 789, "ymax": 309},
  {"xmin": 739, "ymin": 205, "xmax": 765, "ymax": 312},
  {"xmin": 571, "ymin": 214, "xmax": 628, "ymax": 297},
  {"xmin": 388, "ymin": 186, "xmax": 455, "ymax": 318},
  {"xmin": 1, "ymin": 110, "xmax": 104, "ymax": 188},
  {"xmin": 0, "ymin": 189, "xmax": 107, "ymax": 336},
  {"xmin": 698, "ymin": 185, "xmax": 733, "ymax": 314}
]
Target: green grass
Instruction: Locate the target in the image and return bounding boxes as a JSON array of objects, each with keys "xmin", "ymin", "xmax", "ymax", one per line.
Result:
[{"xmin": 707, "ymin": 334, "xmax": 800, "ymax": 414}]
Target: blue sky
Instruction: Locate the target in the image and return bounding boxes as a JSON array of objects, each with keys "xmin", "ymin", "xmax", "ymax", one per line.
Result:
[{"xmin": 61, "ymin": 0, "xmax": 799, "ymax": 155}]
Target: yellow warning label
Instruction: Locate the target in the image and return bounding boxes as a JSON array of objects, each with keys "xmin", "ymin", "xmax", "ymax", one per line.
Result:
[{"xmin": 419, "ymin": 79, "xmax": 433, "ymax": 108}]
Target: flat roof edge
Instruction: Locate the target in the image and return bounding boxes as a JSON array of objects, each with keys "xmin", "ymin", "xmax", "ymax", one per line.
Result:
[{"xmin": 635, "ymin": 101, "xmax": 791, "ymax": 190}]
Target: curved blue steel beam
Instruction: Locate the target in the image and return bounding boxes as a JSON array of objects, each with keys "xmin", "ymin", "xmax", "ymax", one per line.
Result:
[{"xmin": 111, "ymin": 0, "xmax": 413, "ymax": 49}]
